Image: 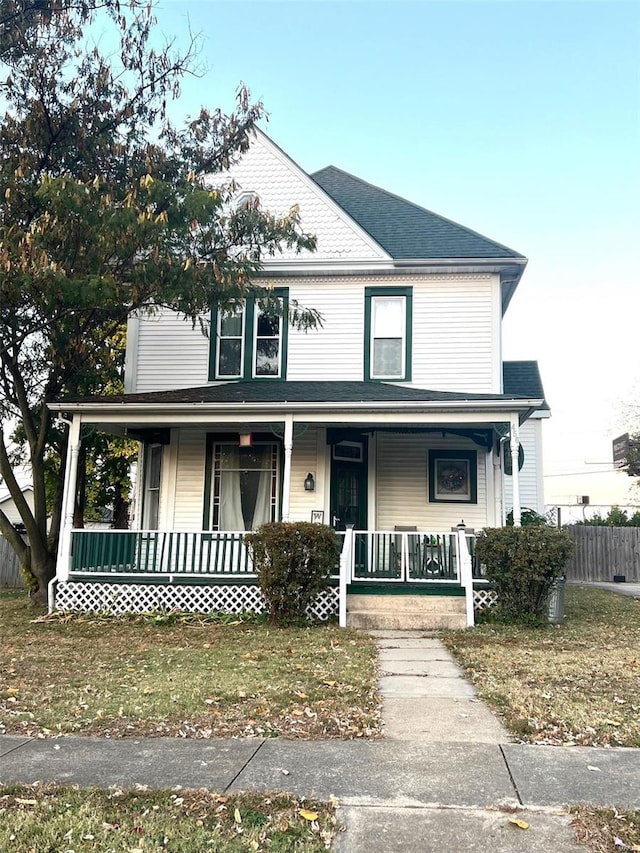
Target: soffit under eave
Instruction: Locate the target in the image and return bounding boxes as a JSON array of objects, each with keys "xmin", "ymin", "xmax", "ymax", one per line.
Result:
[{"xmin": 53, "ymin": 405, "xmax": 540, "ymax": 435}]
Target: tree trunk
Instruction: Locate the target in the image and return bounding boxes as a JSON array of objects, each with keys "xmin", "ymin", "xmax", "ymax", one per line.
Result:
[
  {"xmin": 25, "ymin": 545, "xmax": 57, "ymax": 608},
  {"xmin": 113, "ymin": 491, "xmax": 129, "ymax": 529}
]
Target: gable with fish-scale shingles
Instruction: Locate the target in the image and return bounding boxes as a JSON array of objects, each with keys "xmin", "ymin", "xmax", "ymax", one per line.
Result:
[{"xmin": 223, "ymin": 130, "xmax": 390, "ymax": 263}]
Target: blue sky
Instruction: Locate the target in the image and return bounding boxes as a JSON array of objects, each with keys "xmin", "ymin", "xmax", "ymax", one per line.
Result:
[{"xmin": 152, "ymin": 0, "xmax": 640, "ymax": 507}]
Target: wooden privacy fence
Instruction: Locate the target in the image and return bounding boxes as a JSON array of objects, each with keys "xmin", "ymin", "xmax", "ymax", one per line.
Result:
[
  {"xmin": 565, "ymin": 526, "xmax": 640, "ymax": 583},
  {"xmin": 0, "ymin": 536, "xmax": 24, "ymax": 588}
]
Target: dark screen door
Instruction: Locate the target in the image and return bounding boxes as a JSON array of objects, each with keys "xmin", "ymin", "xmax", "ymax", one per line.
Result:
[{"xmin": 330, "ymin": 461, "xmax": 367, "ymax": 531}]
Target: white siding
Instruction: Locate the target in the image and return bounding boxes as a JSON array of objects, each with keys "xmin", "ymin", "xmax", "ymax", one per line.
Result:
[
  {"xmin": 376, "ymin": 433, "xmax": 489, "ymax": 531},
  {"xmin": 0, "ymin": 489, "xmax": 34, "ymax": 525},
  {"xmin": 131, "ymin": 274, "xmax": 499, "ymax": 393},
  {"xmin": 411, "ymin": 274, "xmax": 497, "ymax": 392},
  {"xmin": 288, "ymin": 427, "xmax": 323, "ymax": 522},
  {"xmin": 503, "ymin": 419, "xmax": 544, "ymax": 515},
  {"xmin": 134, "ymin": 312, "xmax": 211, "ymax": 392},
  {"xmin": 289, "ymin": 273, "xmax": 499, "ymax": 391},
  {"xmin": 287, "ymin": 280, "xmax": 364, "ymax": 381},
  {"xmin": 172, "ymin": 431, "xmax": 207, "ymax": 530}
]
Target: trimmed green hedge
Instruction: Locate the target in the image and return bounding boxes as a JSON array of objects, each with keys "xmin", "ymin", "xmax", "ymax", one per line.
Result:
[
  {"xmin": 245, "ymin": 522, "xmax": 338, "ymax": 624},
  {"xmin": 475, "ymin": 526, "xmax": 574, "ymax": 623}
]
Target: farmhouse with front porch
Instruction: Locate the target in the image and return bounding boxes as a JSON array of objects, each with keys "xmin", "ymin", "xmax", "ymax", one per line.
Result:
[{"xmin": 49, "ymin": 130, "xmax": 549, "ymax": 628}]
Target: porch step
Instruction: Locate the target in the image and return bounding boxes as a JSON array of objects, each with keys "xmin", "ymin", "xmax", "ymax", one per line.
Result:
[{"xmin": 346, "ymin": 594, "xmax": 467, "ymax": 630}]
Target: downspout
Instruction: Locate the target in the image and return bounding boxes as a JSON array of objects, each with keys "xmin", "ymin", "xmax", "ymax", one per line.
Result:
[{"xmin": 49, "ymin": 415, "xmax": 73, "ymax": 613}]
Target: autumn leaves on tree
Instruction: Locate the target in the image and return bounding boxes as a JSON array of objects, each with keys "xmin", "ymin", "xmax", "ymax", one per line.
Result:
[{"xmin": 0, "ymin": 0, "xmax": 316, "ymax": 600}]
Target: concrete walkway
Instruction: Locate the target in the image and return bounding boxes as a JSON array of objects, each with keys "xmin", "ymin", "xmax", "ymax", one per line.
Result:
[
  {"xmin": 335, "ymin": 631, "xmax": 637, "ymax": 852},
  {"xmin": 570, "ymin": 580, "xmax": 640, "ymax": 598},
  {"xmin": 1, "ymin": 631, "xmax": 639, "ymax": 852}
]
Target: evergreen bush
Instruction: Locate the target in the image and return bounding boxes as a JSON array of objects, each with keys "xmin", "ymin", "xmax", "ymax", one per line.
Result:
[
  {"xmin": 245, "ymin": 522, "xmax": 338, "ymax": 624},
  {"xmin": 475, "ymin": 526, "xmax": 574, "ymax": 623}
]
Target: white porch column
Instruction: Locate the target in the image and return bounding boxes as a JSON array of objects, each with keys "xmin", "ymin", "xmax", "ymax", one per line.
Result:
[
  {"xmin": 281, "ymin": 414, "xmax": 294, "ymax": 522},
  {"xmin": 56, "ymin": 414, "xmax": 81, "ymax": 581},
  {"xmin": 492, "ymin": 442, "xmax": 503, "ymax": 527},
  {"xmin": 510, "ymin": 413, "xmax": 521, "ymax": 527}
]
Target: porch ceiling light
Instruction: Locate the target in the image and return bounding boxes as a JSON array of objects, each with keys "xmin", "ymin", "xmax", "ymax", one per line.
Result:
[{"xmin": 304, "ymin": 472, "xmax": 315, "ymax": 492}]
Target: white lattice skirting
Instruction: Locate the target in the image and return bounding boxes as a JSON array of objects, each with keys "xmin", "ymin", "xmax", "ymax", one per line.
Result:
[
  {"xmin": 473, "ymin": 587, "xmax": 498, "ymax": 611},
  {"xmin": 54, "ymin": 581, "xmax": 340, "ymax": 621}
]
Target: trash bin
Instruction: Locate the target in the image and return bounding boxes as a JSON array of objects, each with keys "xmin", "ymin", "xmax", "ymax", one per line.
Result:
[{"xmin": 548, "ymin": 576, "xmax": 566, "ymax": 624}]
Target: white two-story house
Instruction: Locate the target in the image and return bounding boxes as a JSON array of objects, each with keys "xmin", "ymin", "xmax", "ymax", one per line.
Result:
[{"xmin": 50, "ymin": 130, "xmax": 548, "ymax": 628}]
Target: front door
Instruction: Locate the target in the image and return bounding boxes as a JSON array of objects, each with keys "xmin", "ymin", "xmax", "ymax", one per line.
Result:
[
  {"xmin": 330, "ymin": 439, "xmax": 368, "ymax": 531},
  {"xmin": 330, "ymin": 440, "xmax": 368, "ymax": 575},
  {"xmin": 330, "ymin": 461, "xmax": 368, "ymax": 531}
]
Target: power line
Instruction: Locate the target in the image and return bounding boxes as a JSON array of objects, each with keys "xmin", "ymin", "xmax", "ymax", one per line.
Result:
[{"xmin": 545, "ymin": 469, "xmax": 627, "ymax": 477}]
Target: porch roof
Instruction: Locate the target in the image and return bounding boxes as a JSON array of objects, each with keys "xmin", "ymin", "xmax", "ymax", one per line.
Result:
[
  {"xmin": 503, "ymin": 360, "xmax": 549, "ymax": 413},
  {"xmin": 50, "ymin": 379, "xmax": 543, "ymax": 423}
]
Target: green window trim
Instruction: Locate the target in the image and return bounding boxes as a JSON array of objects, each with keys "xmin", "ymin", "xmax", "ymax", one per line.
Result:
[
  {"xmin": 364, "ymin": 286, "xmax": 412, "ymax": 382},
  {"xmin": 208, "ymin": 288, "xmax": 289, "ymax": 381}
]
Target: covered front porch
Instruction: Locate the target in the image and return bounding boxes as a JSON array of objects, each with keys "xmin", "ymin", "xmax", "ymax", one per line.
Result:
[
  {"xmin": 55, "ymin": 524, "xmax": 483, "ymax": 627},
  {"xmin": 48, "ymin": 381, "xmax": 541, "ymax": 626}
]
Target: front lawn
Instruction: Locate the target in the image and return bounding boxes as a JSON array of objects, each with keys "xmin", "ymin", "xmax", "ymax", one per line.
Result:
[
  {"xmin": 0, "ymin": 784, "xmax": 337, "ymax": 852},
  {"xmin": 443, "ymin": 586, "xmax": 640, "ymax": 747},
  {"xmin": 571, "ymin": 806, "xmax": 640, "ymax": 853},
  {"xmin": 0, "ymin": 590, "xmax": 379, "ymax": 739}
]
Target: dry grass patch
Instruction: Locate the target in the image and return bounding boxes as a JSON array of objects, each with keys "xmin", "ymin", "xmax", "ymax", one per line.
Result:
[
  {"xmin": 0, "ymin": 783, "xmax": 337, "ymax": 852},
  {"xmin": 571, "ymin": 806, "xmax": 640, "ymax": 853},
  {"xmin": 443, "ymin": 586, "xmax": 640, "ymax": 746},
  {"xmin": 0, "ymin": 590, "xmax": 379, "ymax": 739}
]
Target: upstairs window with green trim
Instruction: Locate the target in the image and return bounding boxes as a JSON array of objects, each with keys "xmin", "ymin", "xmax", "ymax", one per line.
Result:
[
  {"xmin": 364, "ymin": 286, "xmax": 412, "ymax": 381},
  {"xmin": 210, "ymin": 289, "xmax": 289, "ymax": 380}
]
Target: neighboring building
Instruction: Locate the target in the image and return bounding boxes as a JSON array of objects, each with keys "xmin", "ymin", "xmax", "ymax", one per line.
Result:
[
  {"xmin": 49, "ymin": 130, "xmax": 548, "ymax": 627},
  {"xmin": 0, "ymin": 483, "xmax": 34, "ymax": 529}
]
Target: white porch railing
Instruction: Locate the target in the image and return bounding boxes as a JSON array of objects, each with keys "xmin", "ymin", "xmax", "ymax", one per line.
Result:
[
  {"xmin": 68, "ymin": 529, "xmax": 256, "ymax": 579},
  {"xmin": 338, "ymin": 528, "xmax": 477, "ymax": 627},
  {"xmin": 64, "ymin": 527, "xmax": 476, "ymax": 628},
  {"xmin": 348, "ymin": 530, "xmax": 464, "ymax": 583}
]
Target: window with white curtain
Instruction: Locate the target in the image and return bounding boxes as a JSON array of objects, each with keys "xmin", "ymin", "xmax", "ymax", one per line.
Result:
[
  {"xmin": 371, "ymin": 296, "xmax": 405, "ymax": 378},
  {"xmin": 209, "ymin": 443, "xmax": 279, "ymax": 531}
]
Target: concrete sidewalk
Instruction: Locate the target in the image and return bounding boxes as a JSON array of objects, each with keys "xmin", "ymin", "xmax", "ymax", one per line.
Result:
[
  {"xmin": 1, "ymin": 631, "xmax": 639, "ymax": 852},
  {"xmin": 2, "ymin": 732, "xmax": 637, "ymax": 810}
]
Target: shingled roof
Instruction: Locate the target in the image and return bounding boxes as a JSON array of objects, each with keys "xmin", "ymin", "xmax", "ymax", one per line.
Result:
[
  {"xmin": 503, "ymin": 360, "xmax": 549, "ymax": 412},
  {"xmin": 57, "ymin": 368, "xmax": 545, "ymax": 409},
  {"xmin": 311, "ymin": 165, "xmax": 525, "ymax": 261}
]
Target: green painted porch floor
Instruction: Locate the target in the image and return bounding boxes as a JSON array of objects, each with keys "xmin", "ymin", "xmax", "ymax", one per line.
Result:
[{"xmin": 346, "ymin": 582, "xmax": 464, "ymax": 596}]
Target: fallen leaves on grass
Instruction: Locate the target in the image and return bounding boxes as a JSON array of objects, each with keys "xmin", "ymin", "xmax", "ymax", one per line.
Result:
[
  {"xmin": 0, "ymin": 783, "xmax": 338, "ymax": 853},
  {"xmin": 0, "ymin": 590, "xmax": 380, "ymax": 741},
  {"xmin": 571, "ymin": 807, "xmax": 640, "ymax": 853},
  {"xmin": 443, "ymin": 588, "xmax": 640, "ymax": 747}
]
